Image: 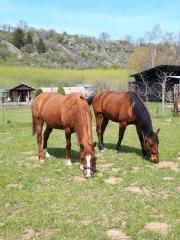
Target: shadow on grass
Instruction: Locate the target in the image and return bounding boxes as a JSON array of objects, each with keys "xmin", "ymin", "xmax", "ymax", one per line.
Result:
[
  {"xmin": 48, "ymin": 147, "xmax": 80, "ymax": 163},
  {"xmin": 104, "ymin": 143, "xmax": 142, "ymax": 157}
]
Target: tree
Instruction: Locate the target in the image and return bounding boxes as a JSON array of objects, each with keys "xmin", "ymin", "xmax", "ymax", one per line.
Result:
[
  {"xmin": 35, "ymin": 89, "xmax": 43, "ymax": 97},
  {"xmin": 12, "ymin": 28, "xmax": 25, "ymax": 49},
  {"xmin": 37, "ymin": 38, "xmax": 46, "ymax": 53},
  {"xmin": 146, "ymin": 24, "xmax": 162, "ymax": 67},
  {"xmin": 57, "ymin": 86, "xmax": 65, "ymax": 95},
  {"xmin": 26, "ymin": 31, "xmax": 33, "ymax": 45},
  {"xmin": 99, "ymin": 32, "xmax": 110, "ymax": 43}
]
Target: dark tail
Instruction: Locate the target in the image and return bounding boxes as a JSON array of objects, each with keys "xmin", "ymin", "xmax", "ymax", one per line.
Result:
[{"xmin": 87, "ymin": 95, "xmax": 95, "ymax": 105}]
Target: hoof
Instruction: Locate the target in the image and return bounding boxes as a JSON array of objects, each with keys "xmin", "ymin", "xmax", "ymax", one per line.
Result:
[
  {"xmin": 66, "ymin": 160, "xmax": 72, "ymax": 167},
  {"xmin": 43, "ymin": 149, "xmax": 51, "ymax": 158},
  {"xmin": 100, "ymin": 149, "xmax": 105, "ymax": 152}
]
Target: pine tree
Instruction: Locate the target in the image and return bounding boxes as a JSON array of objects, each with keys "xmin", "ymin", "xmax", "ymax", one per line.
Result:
[
  {"xmin": 12, "ymin": 28, "xmax": 25, "ymax": 49},
  {"xmin": 26, "ymin": 31, "xmax": 33, "ymax": 45},
  {"xmin": 37, "ymin": 38, "xmax": 46, "ymax": 53}
]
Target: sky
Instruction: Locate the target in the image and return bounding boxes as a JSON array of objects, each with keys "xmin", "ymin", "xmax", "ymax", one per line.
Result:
[{"xmin": 0, "ymin": 0, "xmax": 179, "ymax": 40}]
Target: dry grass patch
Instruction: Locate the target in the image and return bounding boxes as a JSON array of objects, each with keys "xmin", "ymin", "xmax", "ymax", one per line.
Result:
[
  {"xmin": 73, "ymin": 176, "xmax": 87, "ymax": 183},
  {"xmin": 105, "ymin": 177, "xmax": 123, "ymax": 185},
  {"xmin": 125, "ymin": 186, "xmax": 150, "ymax": 195},
  {"xmin": 22, "ymin": 228, "xmax": 36, "ymax": 240},
  {"xmin": 154, "ymin": 161, "xmax": 179, "ymax": 172},
  {"xmin": 176, "ymin": 186, "xmax": 180, "ymax": 192},
  {"xmin": 163, "ymin": 176, "xmax": 174, "ymax": 181},
  {"xmin": 26, "ymin": 155, "xmax": 39, "ymax": 161},
  {"xmin": 106, "ymin": 229, "xmax": 131, "ymax": 240},
  {"xmin": 145, "ymin": 222, "xmax": 171, "ymax": 236}
]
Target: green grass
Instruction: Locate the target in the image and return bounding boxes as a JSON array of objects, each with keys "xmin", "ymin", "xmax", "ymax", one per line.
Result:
[
  {"xmin": 0, "ymin": 66, "xmax": 130, "ymax": 88},
  {"xmin": 0, "ymin": 105, "xmax": 180, "ymax": 239}
]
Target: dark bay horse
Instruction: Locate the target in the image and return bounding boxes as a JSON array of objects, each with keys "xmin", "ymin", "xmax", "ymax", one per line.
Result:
[
  {"xmin": 91, "ymin": 91, "xmax": 160, "ymax": 162},
  {"xmin": 32, "ymin": 92, "xmax": 96, "ymax": 177}
]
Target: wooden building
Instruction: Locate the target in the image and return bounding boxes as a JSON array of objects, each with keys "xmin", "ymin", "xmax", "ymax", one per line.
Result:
[
  {"xmin": 9, "ymin": 83, "xmax": 35, "ymax": 102},
  {"xmin": 129, "ymin": 65, "xmax": 180, "ymax": 102}
]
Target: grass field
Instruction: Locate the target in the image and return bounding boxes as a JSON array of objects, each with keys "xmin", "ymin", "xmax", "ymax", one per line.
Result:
[
  {"xmin": 0, "ymin": 66, "xmax": 131, "ymax": 89},
  {"xmin": 0, "ymin": 105, "xmax": 180, "ymax": 240}
]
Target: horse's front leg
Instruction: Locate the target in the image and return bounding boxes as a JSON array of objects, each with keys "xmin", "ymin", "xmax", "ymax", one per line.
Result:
[
  {"xmin": 65, "ymin": 128, "xmax": 72, "ymax": 167},
  {"xmin": 136, "ymin": 126, "xmax": 148, "ymax": 156},
  {"xmin": 116, "ymin": 122, "xmax": 126, "ymax": 153}
]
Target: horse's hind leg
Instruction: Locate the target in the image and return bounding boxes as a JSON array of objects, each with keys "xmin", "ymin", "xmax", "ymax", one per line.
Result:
[
  {"xmin": 116, "ymin": 122, "xmax": 127, "ymax": 153},
  {"xmin": 43, "ymin": 126, "xmax": 53, "ymax": 158},
  {"xmin": 35, "ymin": 118, "xmax": 44, "ymax": 160},
  {"xmin": 96, "ymin": 113, "xmax": 108, "ymax": 151},
  {"xmin": 65, "ymin": 128, "xmax": 72, "ymax": 167}
]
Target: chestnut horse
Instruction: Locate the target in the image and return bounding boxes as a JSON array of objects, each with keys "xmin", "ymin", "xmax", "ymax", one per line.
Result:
[
  {"xmin": 32, "ymin": 92, "xmax": 96, "ymax": 177},
  {"xmin": 91, "ymin": 91, "xmax": 160, "ymax": 162}
]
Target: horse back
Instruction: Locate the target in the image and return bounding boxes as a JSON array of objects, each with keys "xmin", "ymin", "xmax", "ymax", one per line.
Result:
[{"xmin": 93, "ymin": 91, "xmax": 136, "ymax": 123}]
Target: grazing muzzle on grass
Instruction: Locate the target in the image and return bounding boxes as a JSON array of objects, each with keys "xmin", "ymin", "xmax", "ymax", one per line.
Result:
[
  {"xmin": 81, "ymin": 154, "xmax": 96, "ymax": 178},
  {"xmin": 144, "ymin": 129, "xmax": 160, "ymax": 163}
]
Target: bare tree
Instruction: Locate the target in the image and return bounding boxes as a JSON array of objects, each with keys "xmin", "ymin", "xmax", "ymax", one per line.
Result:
[
  {"xmin": 92, "ymin": 80, "xmax": 112, "ymax": 94},
  {"xmin": 146, "ymin": 24, "xmax": 162, "ymax": 67}
]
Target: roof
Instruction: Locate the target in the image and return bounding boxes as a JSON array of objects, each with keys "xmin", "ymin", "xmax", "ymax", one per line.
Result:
[
  {"xmin": 130, "ymin": 65, "xmax": 180, "ymax": 78},
  {"xmin": 9, "ymin": 83, "xmax": 35, "ymax": 91}
]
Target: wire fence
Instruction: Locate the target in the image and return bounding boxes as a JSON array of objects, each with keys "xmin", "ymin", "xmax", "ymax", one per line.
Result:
[{"xmin": 0, "ymin": 102, "xmax": 177, "ymax": 126}]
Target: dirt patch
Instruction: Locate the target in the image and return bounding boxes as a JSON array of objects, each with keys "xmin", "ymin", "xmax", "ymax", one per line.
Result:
[
  {"xmin": 22, "ymin": 228, "xmax": 36, "ymax": 240},
  {"xmin": 157, "ymin": 191, "xmax": 169, "ymax": 199},
  {"xmin": 81, "ymin": 219, "xmax": 92, "ymax": 225},
  {"xmin": 73, "ymin": 176, "xmax": 87, "ymax": 183},
  {"xmin": 176, "ymin": 186, "xmax": 180, "ymax": 192},
  {"xmin": 106, "ymin": 229, "xmax": 131, "ymax": 240},
  {"xmin": 26, "ymin": 155, "xmax": 39, "ymax": 161},
  {"xmin": 105, "ymin": 177, "xmax": 123, "ymax": 185},
  {"xmin": 163, "ymin": 177, "xmax": 174, "ymax": 181},
  {"xmin": 145, "ymin": 222, "xmax": 171, "ymax": 236},
  {"xmin": 165, "ymin": 118, "xmax": 172, "ymax": 123},
  {"xmin": 125, "ymin": 186, "xmax": 150, "ymax": 195},
  {"xmin": 177, "ymin": 156, "xmax": 180, "ymax": 161},
  {"xmin": 112, "ymin": 168, "xmax": 122, "ymax": 173},
  {"xmin": 132, "ymin": 167, "xmax": 140, "ymax": 173},
  {"xmin": 6, "ymin": 183, "xmax": 22, "ymax": 190},
  {"xmin": 97, "ymin": 163, "xmax": 113, "ymax": 170},
  {"xmin": 22, "ymin": 151, "xmax": 34, "ymax": 155},
  {"xmin": 155, "ymin": 161, "xmax": 179, "ymax": 172}
]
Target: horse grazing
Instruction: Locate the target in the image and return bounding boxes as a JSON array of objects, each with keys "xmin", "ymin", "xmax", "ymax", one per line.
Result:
[
  {"xmin": 32, "ymin": 92, "xmax": 96, "ymax": 177},
  {"xmin": 91, "ymin": 91, "xmax": 160, "ymax": 163}
]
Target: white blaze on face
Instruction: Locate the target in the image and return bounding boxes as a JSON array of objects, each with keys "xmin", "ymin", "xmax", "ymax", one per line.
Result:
[{"xmin": 86, "ymin": 154, "xmax": 91, "ymax": 177}]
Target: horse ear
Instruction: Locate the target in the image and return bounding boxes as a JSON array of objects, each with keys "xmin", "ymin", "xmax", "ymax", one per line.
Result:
[{"xmin": 156, "ymin": 128, "xmax": 160, "ymax": 135}]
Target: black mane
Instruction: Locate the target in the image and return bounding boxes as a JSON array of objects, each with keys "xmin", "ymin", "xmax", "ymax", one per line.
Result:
[{"xmin": 128, "ymin": 92, "xmax": 153, "ymax": 136}]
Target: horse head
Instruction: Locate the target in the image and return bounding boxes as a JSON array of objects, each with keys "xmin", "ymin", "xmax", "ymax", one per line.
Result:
[
  {"xmin": 143, "ymin": 129, "xmax": 160, "ymax": 163},
  {"xmin": 80, "ymin": 142, "xmax": 96, "ymax": 177}
]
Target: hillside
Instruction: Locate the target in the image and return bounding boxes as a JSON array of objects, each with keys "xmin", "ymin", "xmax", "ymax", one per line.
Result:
[{"xmin": 0, "ymin": 27, "xmax": 134, "ymax": 69}]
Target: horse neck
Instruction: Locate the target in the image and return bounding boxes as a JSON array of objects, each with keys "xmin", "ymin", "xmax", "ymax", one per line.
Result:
[
  {"xmin": 135, "ymin": 105, "xmax": 153, "ymax": 137},
  {"xmin": 74, "ymin": 107, "xmax": 93, "ymax": 150}
]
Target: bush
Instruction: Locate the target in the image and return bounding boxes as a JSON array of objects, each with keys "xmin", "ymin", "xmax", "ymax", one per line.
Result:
[
  {"xmin": 35, "ymin": 88, "xmax": 43, "ymax": 97},
  {"xmin": 57, "ymin": 86, "xmax": 65, "ymax": 95}
]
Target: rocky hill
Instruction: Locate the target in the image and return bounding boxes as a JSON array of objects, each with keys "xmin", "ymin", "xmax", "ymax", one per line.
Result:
[{"xmin": 0, "ymin": 27, "xmax": 134, "ymax": 69}]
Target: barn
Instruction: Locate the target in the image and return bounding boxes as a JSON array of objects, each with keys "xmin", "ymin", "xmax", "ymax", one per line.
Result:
[
  {"xmin": 129, "ymin": 65, "xmax": 180, "ymax": 102},
  {"xmin": 9, "ymin": 83, "xmax": 35, "ymax": 102}
]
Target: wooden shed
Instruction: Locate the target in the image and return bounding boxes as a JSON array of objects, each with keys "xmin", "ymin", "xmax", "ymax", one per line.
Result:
[
  {"xmin": 129, "ymin": 65, "xmax": 180, "ymax": 102},
  {"xmin": 9, "ymin": 83, "xmax": 35, "ymax": 102}
]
